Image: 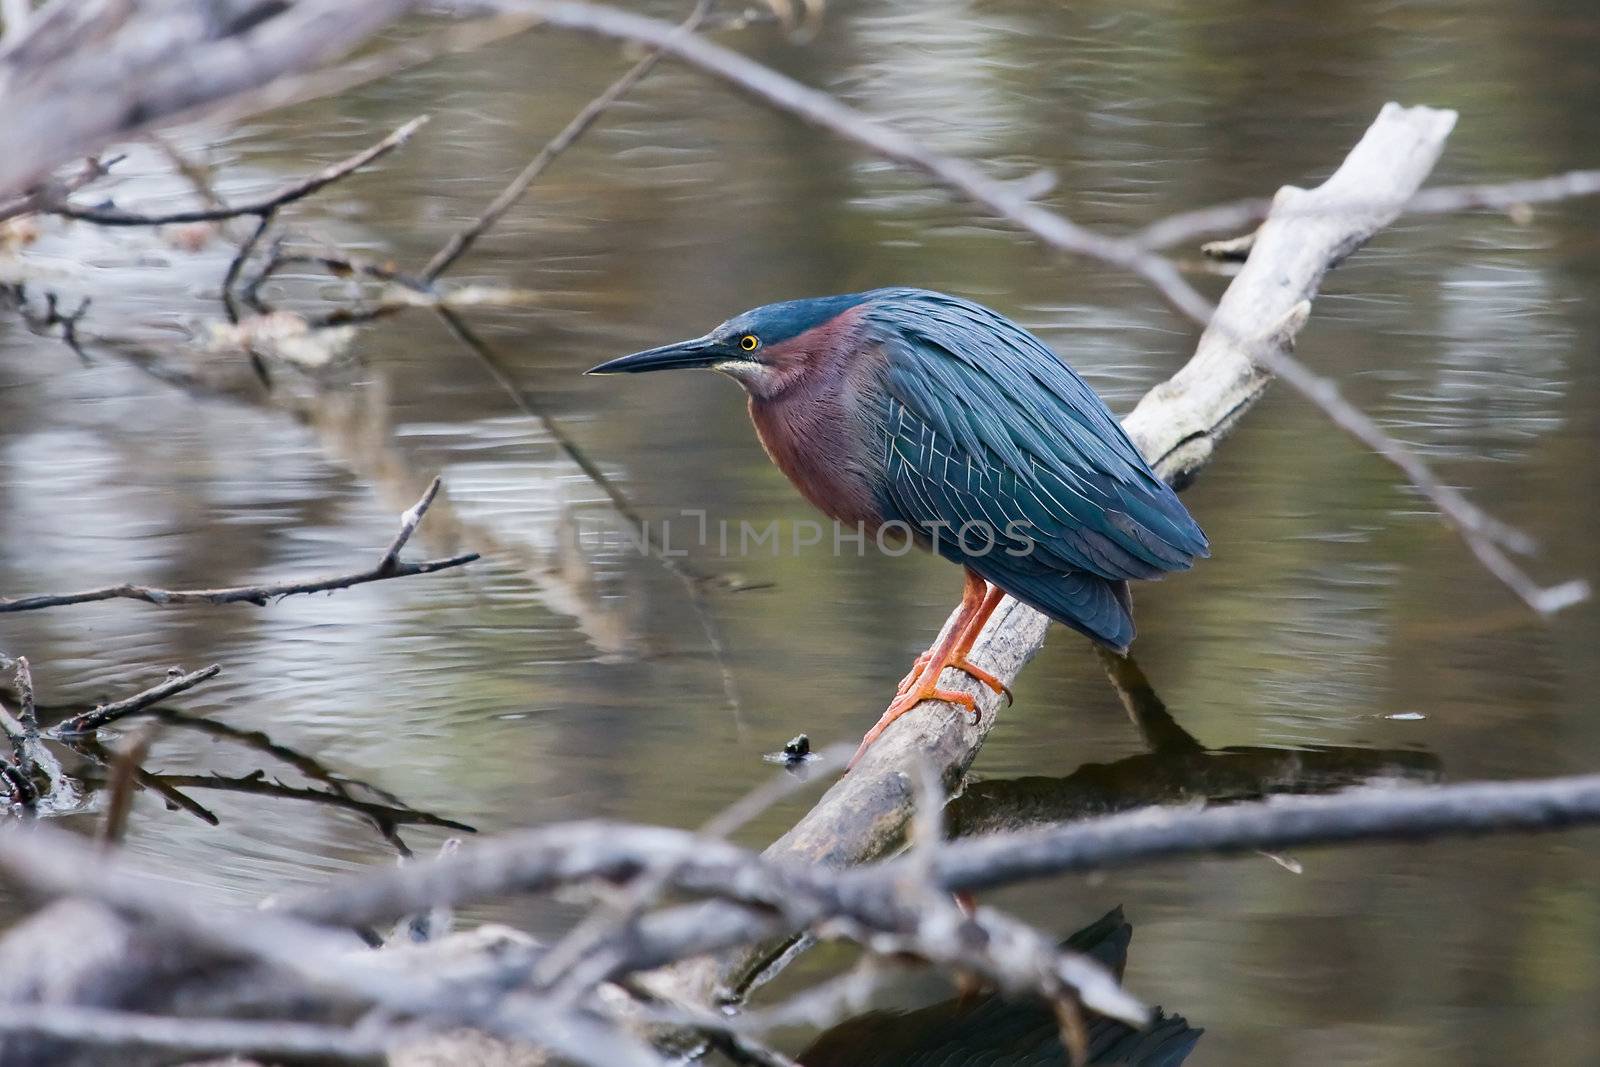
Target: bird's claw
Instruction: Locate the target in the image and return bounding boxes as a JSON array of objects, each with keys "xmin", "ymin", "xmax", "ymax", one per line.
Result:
[
  {"xmin": 895, "ymin": 651, "xmax": 933, "ymax": 696},
  {"xmin": 947, "ymin": 656, "xmax": 1012, "ymax": 706}
]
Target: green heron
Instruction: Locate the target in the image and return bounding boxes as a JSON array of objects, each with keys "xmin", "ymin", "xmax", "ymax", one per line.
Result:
[{"xmin": 589, "ymin": 288, "xmax": 1207, "ymax": 765}]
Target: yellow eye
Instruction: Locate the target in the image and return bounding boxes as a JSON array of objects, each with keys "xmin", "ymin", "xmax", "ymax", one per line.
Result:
[{"xmin": 739, "ymin": 334, "xmax": 760, "ymax": 352}]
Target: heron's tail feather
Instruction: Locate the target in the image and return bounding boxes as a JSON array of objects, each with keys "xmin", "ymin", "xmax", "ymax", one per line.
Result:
[{"xmin": 972, "ymin": 562, "xmax": 1135, "ymax": 653}]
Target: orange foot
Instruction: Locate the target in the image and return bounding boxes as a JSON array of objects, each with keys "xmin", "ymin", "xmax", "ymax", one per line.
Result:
[
  {"xmin": 855, "ymin": 570, "xmax": 1011, "ymax": 771},
  {"xmin": 848, "ymin": 674, "xmax": 978, "ymax": 769},
  {"xmin": 896, "ymin": 652, "xmax": 1010, "ymax": 703},
  {"xmin": 895, "ymin": 652, "xmax": 931, "ymax": 696},
  {"xmin": 948, "ymin": 655, "xmax": 1012, "ymax": 705}
]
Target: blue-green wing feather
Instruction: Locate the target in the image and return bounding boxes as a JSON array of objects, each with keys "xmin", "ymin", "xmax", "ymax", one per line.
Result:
[{"xmin": 866, "ymin": 289, "xmax": 1207, "ymax": 649}]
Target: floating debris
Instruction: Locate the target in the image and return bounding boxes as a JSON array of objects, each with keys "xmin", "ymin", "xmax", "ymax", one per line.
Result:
[{"xmin": 763, "ymin": 732, "xmax": 817, "ymax": 768}]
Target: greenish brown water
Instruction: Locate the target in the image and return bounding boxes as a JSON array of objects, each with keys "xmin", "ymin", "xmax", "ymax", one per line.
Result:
[{"xmin": 3, "ymin": 1, "xmax": 1600, "ymax": 1063}]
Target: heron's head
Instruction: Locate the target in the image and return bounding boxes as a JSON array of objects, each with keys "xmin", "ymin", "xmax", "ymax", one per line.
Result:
[{"xmin": 587, "ymin": 292, "xmax": 879, "ymax": 399}]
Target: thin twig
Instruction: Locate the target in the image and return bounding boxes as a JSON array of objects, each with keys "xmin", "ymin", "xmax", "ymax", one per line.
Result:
[
  {"xmin": 53, "ymin": 116, "xmax": 429, "ymax": 226},
  {"xmin": 1131, "ymin": 166, "xmax": 1600, "ymax": 252},
  {"xmin": 0, "ymin": 154, "xmax": 121, "ymax": 223},
  {"xmin": 379, "ymin": 476, "xmax": 444, "ymax": 573},
  {"xmin": 132, "ymin": 766, "xmax": 220, "ymax": 826},
  {"xmin": 149, "ymin": 134, "xmax": 226, "ymax": 210},
  {"xmin": 421, "ymin": 0, "xmax": 716, "ymax": 281},
  {"xmin": 51, "ymin": 665, "xmax": 222, "ymax": 737},
  {"xmin": 222, "ymin": 210, "xmax": 276, "ymax": 321},
  {"xmin": 0, "ymin": 475, "xmax": 478, "ymax": 614}
]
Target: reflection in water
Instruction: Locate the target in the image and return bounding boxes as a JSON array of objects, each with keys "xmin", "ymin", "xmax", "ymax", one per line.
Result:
[
  {"xmin": 801, "ymin": 908, "xmax": 1201, "ymax": 1067},
  {"xmin": 754, "ymin": 655, "xmax": 1437, "ymax": 1062},
  {"xmin": 950, "ymin": 652, "xmax": 1440, "ymax": 839}
]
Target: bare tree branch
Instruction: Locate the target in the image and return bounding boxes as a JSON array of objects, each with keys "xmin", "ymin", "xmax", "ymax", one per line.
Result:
[
  {"xmin": 264, "ymin": 770, "xmax": 1600, "ymax": 937},
  {"xmin": 1132, "ymin": 165, "xmax": 1600, "ymax": 252},
  {"xmin": 89, "ymin": 768, "xmax": 476, "ymax": 836},
  {"xmin": 50, "ymin": 665, "xmax": 221, "ymax": 737},
  {"xmin": 0, "ymin": 475, "xmax": 477, "ymax": 614},
  {"xmin": 54, "ymin": 115, "xmax": 428, "ymax": 226},
  {"xmin": 0, "ymin": 825, "xmax": 675, "ymax": 1067},
  {"xmin": 918, "ymin": 772, "xmax": 1600, "ymax": 893},
  {"xmin": 420, "ymin": 0, "xmax": 715, "ymax": 281}
]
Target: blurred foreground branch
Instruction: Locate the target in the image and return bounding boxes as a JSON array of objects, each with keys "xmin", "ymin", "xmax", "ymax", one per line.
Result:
[
  {"xmin": 3, "ymin": 766, "xmax": 1600, "ymax": 1062},
  {"xmin": 0, "ymin": 0, "xmax": 419, "ymax": 201}
]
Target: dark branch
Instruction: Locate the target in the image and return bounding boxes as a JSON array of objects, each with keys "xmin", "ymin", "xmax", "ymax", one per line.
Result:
[
  {"xmin": 51, "ymin": 666, "xmax": 222, "ymax": 737},
  {"xmin": 0, "ymin": 475, "xmax": 478, "ymax": 614},
  {"xmin": 106, "ymin": 769, "xmax": 476, "ymax": 835},
  {"xmin": 53, "ymin": 116, "xmax": 428, "ymax": 226}
]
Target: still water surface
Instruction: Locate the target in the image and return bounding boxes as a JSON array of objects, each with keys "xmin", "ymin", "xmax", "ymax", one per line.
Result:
[{"xmin": 3, "ymin": 1, "xmax": 1599, "ymax": 1063}]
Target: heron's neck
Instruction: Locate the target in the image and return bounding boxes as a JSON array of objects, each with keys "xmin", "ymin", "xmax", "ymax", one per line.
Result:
[{"xmin": 745, "ymin": 321, "xmax": 888, "ymax": 527}]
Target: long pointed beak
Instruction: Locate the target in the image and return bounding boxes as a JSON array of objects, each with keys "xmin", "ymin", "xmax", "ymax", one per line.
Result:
[{"xmin": 586, "ymin": 336, "xmax": 722, "ymax": 375}]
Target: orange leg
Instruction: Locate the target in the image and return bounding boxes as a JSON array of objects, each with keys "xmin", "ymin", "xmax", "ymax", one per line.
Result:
[
  {"xmin": 894, "ymin": 651, "xmax": 931, "ymax": 696},
  {"xmin": 947, "ymin": 583, "xmax": 1011, "ymax": 704},
  {"xmin": 850, "ymin": 571, "xmax": 1011, "ymax": 769}
]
